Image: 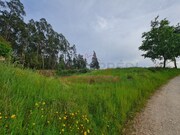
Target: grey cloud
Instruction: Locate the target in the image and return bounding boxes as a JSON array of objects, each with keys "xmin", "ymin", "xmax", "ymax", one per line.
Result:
[{"xmin": 21, "ymin": 0, "xmax": 180, "ymax": 68}]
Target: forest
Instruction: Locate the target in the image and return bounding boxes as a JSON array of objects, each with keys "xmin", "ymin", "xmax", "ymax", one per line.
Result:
[{"xmin": 0, "ymin": 0, "xmax": 100, "ymax": 71}]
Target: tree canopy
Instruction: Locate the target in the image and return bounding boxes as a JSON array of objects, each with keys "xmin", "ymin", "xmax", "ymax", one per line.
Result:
[
  {"xmin": 90, "ymin": 51, "xmax": 100, "ymax": 69},
  {"xmin": 139, "ymin": 16, "xmax": 180, "ymax": 68},
  {"xmin": 0, "ymin": 0, "xmax": 88, "ymax": 70}
]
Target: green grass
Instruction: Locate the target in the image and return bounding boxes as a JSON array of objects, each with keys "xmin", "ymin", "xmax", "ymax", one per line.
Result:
[{"xmin": 0, "ymin": 63, "xmax": 180, "ymax": 135}]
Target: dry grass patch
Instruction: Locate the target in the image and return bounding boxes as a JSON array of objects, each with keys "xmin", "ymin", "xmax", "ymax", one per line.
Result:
[{"xmin": 60, "ymin": 75, "xmax": 120, "ymax": 84}]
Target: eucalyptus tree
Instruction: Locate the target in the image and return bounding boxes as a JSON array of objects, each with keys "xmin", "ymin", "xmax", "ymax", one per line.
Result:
[{"xmin": 0, "ymin": 0, "xmax": 87, "ymax": 70}]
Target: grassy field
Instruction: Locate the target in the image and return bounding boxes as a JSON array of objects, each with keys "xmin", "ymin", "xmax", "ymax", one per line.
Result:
[{"xmin": 0, "ymin": 63, "xmax": 180, "ymax": 135}]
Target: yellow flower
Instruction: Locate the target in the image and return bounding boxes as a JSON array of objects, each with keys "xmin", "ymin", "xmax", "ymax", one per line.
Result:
[
  {"xmin": 76, "ymin": 121, "xmax": 79, "ymax": 124},
  {"xmin": 71, "ymin": 113, "xmax": 74, "ymax": 116},
  {"xmin": 11, "ymin": 114, "xmax": 16, "ymax": 119},
  {"xmin": 0, "ymin": 112, "xmax": 1, "ymax": 115},
  {"xmin": 42, "ymin": 102, "xmax": 46, "ymax": 105},
  {"xmin": 62, "ymin": 129, "xmax": 64, "ymax": 132},
  {"xmin": 63, "ymin": 116, "xmax": 67, "ymax": 120},
  {"xmin": 62, "ymin": 124, "xmax": 65, "ymax": 127},
  {"xmin": 84, "ymin": 131, "xmax": 87, "ymax": 135},
  {"xmin": 87, "ymin": 129, "xmax": 90, "ymax": 133},
  {"xmin": 0, "ymin": 116, "xmax": 2, "ymax": 119}
]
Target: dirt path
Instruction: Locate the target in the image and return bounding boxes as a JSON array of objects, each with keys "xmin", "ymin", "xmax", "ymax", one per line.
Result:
[{"xmin": 125, "ymin": 76, "xmax": 180, "ymax": 135}]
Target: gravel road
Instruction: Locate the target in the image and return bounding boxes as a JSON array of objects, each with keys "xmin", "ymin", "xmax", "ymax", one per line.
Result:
[{"xmin": 125, "ymin": 76, "xmax": 180, "ymax": 135}]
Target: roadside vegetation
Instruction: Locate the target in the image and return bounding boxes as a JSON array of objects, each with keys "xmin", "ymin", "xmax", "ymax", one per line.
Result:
[
  {"xmin": 1, "ymin": 0, "xmax": 180, "ymax": 135},
  {"xmin": 0, "ymin": 63, "xmax": 180, "ymax": 134}
]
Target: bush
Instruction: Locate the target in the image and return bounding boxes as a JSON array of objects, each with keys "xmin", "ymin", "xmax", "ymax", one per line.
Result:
[
  {"xmin": 57, "ymin": 68, "xmax": 90, "ymax": 76},
  {"xmin": 0, "ymin": 37, "xmax": 12, "ymax": 58}
]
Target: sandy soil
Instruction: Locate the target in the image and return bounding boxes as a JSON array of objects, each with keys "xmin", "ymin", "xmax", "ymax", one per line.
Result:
[{"xmin": 125, "ymin": 76, "xmax": 180, "ymax": 135}]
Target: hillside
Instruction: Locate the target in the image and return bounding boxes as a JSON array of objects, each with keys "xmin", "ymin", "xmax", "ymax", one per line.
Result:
[{"xmin": 0, "ymin": 63, "xmax": 180, "ymax": 134}]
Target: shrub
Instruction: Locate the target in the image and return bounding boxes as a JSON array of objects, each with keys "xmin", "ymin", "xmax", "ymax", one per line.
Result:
[
  {"xmin": 0, "ymin": 37, "xmax": 12, "ymax": 58},
  {"xmin": 57, "ymin": 68, "xmax": 90, "ymax": 76}
]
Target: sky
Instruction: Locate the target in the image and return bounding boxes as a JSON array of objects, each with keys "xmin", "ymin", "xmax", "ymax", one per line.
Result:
[{"xmin": 21, "ymin": 0, "xmax": 180, "ymax": 68}]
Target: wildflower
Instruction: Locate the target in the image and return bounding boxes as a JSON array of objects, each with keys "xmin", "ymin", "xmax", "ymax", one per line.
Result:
[
  {"xmin": 11, "ymin": 114, "xmax": 16, "ymax": 119},
  {"xmin": 71, "ymin": 113, "xmax": 74, "ymax": 116},
  {"xmin": 0, "ymin": 112, "xmax": 1, "ymax": 115},
  {"xmin": 84, "ymin": 131, "xmax": 87, "ymax": 135},
  {"xmin": 63, "ymin": 116, "xmax": 67, "ymax": 120},
  {"xmin": 62, "ymin": 129, "xmax": 64, "ymax": 132},
  {"xmin": 42, "ymin": 102, "xmax": 46, "ymax": 105},
  {"xmin": 5, "ymin": 116, "xmax": 8, "ymax": 119},
  {"xmin": 62, "ymin": 124, "xmax": 65, "ymax": 127},
  {"xmin": 55, "ymin": 111, "xmax": 58, "ymax": 114},
  {"xmin": 59, "ymin": 117, "xmax": 61, "ymax": 120},
  {"xmin": 87, "ymin": 129, "xmax": 90, "ymax": 133},
  {"xmin": 35, "ymin": 103, "xmax": 39, "ymax": 106},
  {"xmin": 32, "ymin": 123, "xmax": 36, "ymax": 126},
  {"xmin": 0, "ymin": 116, "xmax": 2, "ymax": 119}
]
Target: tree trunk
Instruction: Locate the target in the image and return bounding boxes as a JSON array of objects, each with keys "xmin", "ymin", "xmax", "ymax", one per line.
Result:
[
  {"xmin": 163, "ymin": 59, "xmax": 166, "ymax": 68},
  {"xmin": 174, "ymin": 58, "xmax": 177, "ymax": 69}
]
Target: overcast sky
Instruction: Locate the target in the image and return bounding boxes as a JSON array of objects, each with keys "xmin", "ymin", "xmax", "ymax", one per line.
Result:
[{"xmin": 21, "ymin": 0, "xmax": 180, "ymax": 68}]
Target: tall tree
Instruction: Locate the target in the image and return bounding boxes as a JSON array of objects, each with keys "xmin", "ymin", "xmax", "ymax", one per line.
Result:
[
  {"xmin": 0, "ymin": 0, "xmax": 86, "ymax": 70},
  {"xmin": 139, "ymin": 16, "xmax": 179, "ymax": 68},
  {"xmin": 90, "ymin": 51, "xmax": 100, "ymax": 69}
]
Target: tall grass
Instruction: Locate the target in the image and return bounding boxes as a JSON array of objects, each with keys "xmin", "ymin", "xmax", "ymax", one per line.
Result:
[{"xmin": 0, "ymin": 63, "xmax": 180, "ymax": 134}]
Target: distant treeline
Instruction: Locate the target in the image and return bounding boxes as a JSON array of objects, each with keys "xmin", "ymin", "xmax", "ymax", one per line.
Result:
[{"xmin": 0, "ymin": 0, "xmax": 100, "ymax": 70}]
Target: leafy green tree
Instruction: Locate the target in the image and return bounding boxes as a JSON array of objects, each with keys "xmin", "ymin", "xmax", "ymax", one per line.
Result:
[
  {"xmin": 139, "ymin": 16, "xmax": 179, "ymax": 68},
  {"xmin": 0, "ymin": 0, "xmax": 86, "ymax": 70},
  {"xmin": 171, "ymin": 25, "xmax": 180, "ymax": 68},
  {"xmin": 90, "ymin": 51, "xmax": 100, "ymax": 69}
]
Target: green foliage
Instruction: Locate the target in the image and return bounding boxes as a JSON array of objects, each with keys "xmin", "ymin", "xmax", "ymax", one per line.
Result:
[
  {"xmin": 0, "ymin": 37, "xmax": 12, "ymax": 58},
  {"xmin": 90, "ymin": 51, "xmax": 100, "ymax": 69},
  {"xmin": 0, "ymin": 0, "xmax": 87, "ymax": 70},
  {"xmin": 139, "ymin": 16, "xmax": 180, "ymax": 68},
  {"xmin": 57, "ymin": 69, "xmax": 90, "ymax": 76},
  {"xmin": 0, "ymin": 63, "xmax": 180, "ymax": 134}
]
